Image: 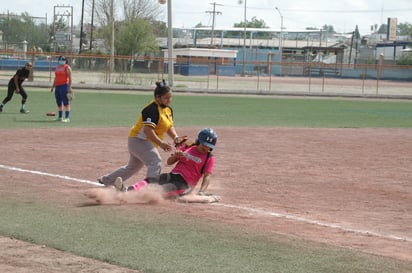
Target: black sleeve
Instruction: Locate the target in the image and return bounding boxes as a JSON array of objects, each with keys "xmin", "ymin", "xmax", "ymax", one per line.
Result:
[{"xmin": 141, "ymin": 102, "xmax": 160, "ymax": 127}]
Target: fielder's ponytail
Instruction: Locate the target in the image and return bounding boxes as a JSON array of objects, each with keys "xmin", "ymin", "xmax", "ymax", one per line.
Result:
[{"xmin": 154, "ymin": 80, "xmax": 171, "ymax": 97}]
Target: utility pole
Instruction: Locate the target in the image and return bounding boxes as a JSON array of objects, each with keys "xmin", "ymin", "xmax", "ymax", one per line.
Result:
[
  {"xmin": 206, "ymin": 2, "xmax": 222, "ymax": 47},
  {"xmin": 79, "ymin": 0, "xmax": 85, "ymax": 53},
  {"xmin": 90, "ymin": 0, "xmax": 95, "ymax": 50},
  {"xmin": 110, "ymin": 0, "xmax": 115, "ymax": 74}
]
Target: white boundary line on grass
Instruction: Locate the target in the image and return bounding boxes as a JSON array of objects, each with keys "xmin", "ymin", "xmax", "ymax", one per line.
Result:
[{"xmin": 1, "ymin": 163, "xmax": 412, "ymax": 244}]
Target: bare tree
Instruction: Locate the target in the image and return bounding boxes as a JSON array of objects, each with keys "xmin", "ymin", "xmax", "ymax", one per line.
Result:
[
  {"xmin": 93, "ymin": 0, "xmax": 117, "ymax": 26},
  {"xmin": 122, "ymin": 0, "xmax": 163, "ymax": 21},
  {"xmin": 93, "ymin": 0, "xmax": 163, "ymax": 26}
]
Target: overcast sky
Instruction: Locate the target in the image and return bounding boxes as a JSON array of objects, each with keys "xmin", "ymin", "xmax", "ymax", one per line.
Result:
[{"xmin": 2, "ymin": 0, "xmax": 412, "ymax": 35}]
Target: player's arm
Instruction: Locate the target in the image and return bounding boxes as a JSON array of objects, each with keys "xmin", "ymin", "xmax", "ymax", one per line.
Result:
[
  {"xmin": 50, "ymin": 77, "xmax": 56, "ymax": 92},
  {"xmin": 178, "ymin": 173, "xmax": 220, "ymax": 203},
  {"xmin": 144, "ymin": 125, "xmax": 172, "ymax": 152},
  {"xmin": 13, "ymin": 74, "xmax": 20, "ymax": 92},
  {"xmin": 167, "ymin": 151, "xmax": 184, "ymax": 165},
  {"xmin": 198, "ymin": 172, "xmax": 211, "ymax": 194},
  {"xmin": 167, "ymin": 126, "xmax": 177, "ymax": 140},
  {"xmin": 67, "ymin": 66, "xmax": 73, "ymax": 90}
]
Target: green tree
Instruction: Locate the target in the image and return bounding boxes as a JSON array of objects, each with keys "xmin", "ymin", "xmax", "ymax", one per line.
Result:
[
  {"xmin": 150, "ymin": 20, "xmax": 167, "ymax": 37},
  {"xmin": 321, "ymin": 24, "xmax": 335, "ymax": 34},
  {"xmin": 227, "ymin": 16, "xmax": 270, "ymax": 39},
  {"xmin": 115, "ymin": 18, "xmax": 158, "ymax": 56},
  {"xmin": 0, "ymin": 12, "xmax": 49, "ymax": 51},
  {"xmin": 398, "ymin": 22, "xmax": 412, "ymax": 37},
  {"xmin": 233, "ymin": 16, "xmax": 268, "ymax": 28},
  {"xmin": 396, "ymin": 52, "xmax": 412, "ymax": 65},
  {"xmin": 378, "ymin": 24, "xmax": 387, "ymax": 34}
]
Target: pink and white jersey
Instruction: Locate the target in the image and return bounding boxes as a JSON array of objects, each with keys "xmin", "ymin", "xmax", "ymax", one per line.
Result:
[{"xmin": 171, "ymin": 145, "xmax": 214, "ymax": 187}]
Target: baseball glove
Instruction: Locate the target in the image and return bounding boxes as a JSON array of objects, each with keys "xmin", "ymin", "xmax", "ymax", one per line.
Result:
[
  {"xmin": 67, "ymin": 90, "xmax": 75, "ymax": 101},
  {"xmin": 174, "ymin": 136, "xmax": 188, "ymax": 147}
]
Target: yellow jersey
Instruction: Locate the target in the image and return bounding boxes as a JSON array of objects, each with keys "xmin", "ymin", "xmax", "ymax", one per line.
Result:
[{"xmin": 128, "ymin": 99, "xmax": 174, "ymax": 146}]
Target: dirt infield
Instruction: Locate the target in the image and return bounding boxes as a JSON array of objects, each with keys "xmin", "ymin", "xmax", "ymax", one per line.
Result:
[{"xmin": 1, "ymin": 126, "xmax": 412, "ymax": 271}]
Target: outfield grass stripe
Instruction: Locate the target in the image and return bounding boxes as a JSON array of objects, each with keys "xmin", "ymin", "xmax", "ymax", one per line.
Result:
[{"xmin": 2, "ymin": 163, "xmax": 411, "ymax": 244}]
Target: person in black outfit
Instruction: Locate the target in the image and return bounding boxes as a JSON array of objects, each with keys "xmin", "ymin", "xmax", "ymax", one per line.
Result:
[{"xmin": 0, "ymin": 62, "xmax": 32, "ymax": 113}]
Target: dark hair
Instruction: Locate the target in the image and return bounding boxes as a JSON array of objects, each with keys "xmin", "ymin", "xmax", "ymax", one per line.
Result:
[
  {"xmin": 154, "ymin": 79, "xmax": 171, "ymax": 97},
  {"xmin": 58, "ymin": 56, "xmax": 68, "ymax": 64}
]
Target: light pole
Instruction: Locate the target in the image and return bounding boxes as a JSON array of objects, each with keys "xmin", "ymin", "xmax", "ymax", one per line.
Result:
[
  {"xmin": 158, "ymin": 0, "xmax": 173, "ymax": 85},
  {"xmin": 238, "ymin": 0, "xmax": 247, "ymax": 76},
  {"xmin": 164, "ymin": 0, "xmax": 174, "ymax": 86},
  {"xmin": 275, "ymin": 7, "xmax": 283, "ymax": 76}
]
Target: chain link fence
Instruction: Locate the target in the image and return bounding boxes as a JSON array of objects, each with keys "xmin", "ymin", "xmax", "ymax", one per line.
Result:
[{"xmin": 0, "ymin": 50, "xmax": 411, "ymax": 98}]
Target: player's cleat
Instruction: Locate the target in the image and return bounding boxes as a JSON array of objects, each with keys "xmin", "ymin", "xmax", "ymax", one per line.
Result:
[
  {"xmin": 62, "ymin": 118, "xmax": 70, "ymax": 123},
  {"xmin": 0, "ymin": 106, "xmax": 3, "ymax": 112},
  {"xmin": 20, "ymin": 109, "xmax": 29, "ymax": 114},
  {"xmin": 114, "ymin": 177, "xmax": 127, "ymax": 192},
  {"xmin": 97, "ymin": 177, "xmax": 105, "ymax": 185},
  {"xmin": 55, "ymin": 117, "xmax": 63, "ymax": 121}
]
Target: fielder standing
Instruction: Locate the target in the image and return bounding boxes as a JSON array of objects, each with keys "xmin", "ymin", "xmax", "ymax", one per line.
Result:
[
  {"xmin": 50, "ymin": 56, "xmax": 73, "ymax": 122},
  {"xmin": 98, "ymin": 80, "xmax": 184, "ymax": 187},
  {"xmin": 0, "ymin": 62, "xmax": 32, "ymax": 113}
]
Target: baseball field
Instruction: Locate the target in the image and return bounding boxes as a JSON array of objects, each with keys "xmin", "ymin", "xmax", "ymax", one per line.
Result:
[{"xmin": 1, "ymin": 88, "xmax": 412, "ymax": 273}]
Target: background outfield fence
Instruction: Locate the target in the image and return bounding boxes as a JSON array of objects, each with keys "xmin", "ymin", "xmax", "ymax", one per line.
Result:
[{"xmin": 0, "ymin": 51, "xmax": 411, "ymax": 98}]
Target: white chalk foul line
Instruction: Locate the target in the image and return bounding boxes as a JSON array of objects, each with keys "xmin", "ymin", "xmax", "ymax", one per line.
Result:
[
  {"xmin": 0, "ymin": 164, "xmax": 101, "ymax": 187},
  {"xmin": 1, "ymin": 164, "xmax": 411, "ymax": 243},
  {"xmin": 214, "ymin": 203, "xmax": 412, "ymax": 243}
]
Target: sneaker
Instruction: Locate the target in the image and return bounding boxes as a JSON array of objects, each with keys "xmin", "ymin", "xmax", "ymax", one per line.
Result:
[
  {"xmin": 20, "ymin": 109, "xmax": 29, "ymax": 114},
  {"xmin": 97, "ymin": 177, "xmax": 106, "ymax": 185},
  {"xmin": 62, "ymin": 118, "xmax": 70, "ymax": 123},
  {"xmin": 114, "ymin": 177, "xmax": 127, "ymax": 192}
]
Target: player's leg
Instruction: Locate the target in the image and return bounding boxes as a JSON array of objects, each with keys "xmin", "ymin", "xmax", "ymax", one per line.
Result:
[
  {"xmin": 0, "ymin": 82, "xmax": 16, "ymax": 112},
  {"xmin": 61, "ymin": 84, "xmax": 70, "ymax": 122},
  {"xmin": 19, "ymin": 85, "xmax": 29, "ymax": 113}
]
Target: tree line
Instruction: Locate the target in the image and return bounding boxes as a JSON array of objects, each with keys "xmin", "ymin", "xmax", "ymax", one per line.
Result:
[{"xmin": 0, "ymin": 0, "xmax": 411, "ymax": 57}]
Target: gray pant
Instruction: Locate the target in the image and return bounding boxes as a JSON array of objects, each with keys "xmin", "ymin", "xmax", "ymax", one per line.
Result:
[{"xmin": 100, "ymin": 137, "xmax": 162, "ymax": 185}]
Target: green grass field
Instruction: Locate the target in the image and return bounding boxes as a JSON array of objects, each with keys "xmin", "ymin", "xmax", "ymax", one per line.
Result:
[
  {"xmin": 1, "ymin": 87, "xmax": 412, "ymax": 273},
  {"xmin": 1, "ymin": 88, "xmax": 412, "ymax": 129}
]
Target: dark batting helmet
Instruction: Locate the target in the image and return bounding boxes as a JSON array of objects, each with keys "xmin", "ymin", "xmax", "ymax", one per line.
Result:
[{"xmin": 196, "ymin": 128, "xmax": 217, "ymax": 150}]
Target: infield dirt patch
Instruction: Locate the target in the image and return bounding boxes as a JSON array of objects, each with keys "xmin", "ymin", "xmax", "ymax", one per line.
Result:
[{"xmin": 1, "ymin": 126, "xmax": 412, "ymax": 271}]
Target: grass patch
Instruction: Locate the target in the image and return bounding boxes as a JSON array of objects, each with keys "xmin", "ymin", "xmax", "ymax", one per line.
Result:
[
  {"xmin": 1, "ymin": 88, "xmax": 412, "ymax": 129},
  {"xmin": 0, "ymin": 199, "xmax": 411, "ymax": 273}
]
